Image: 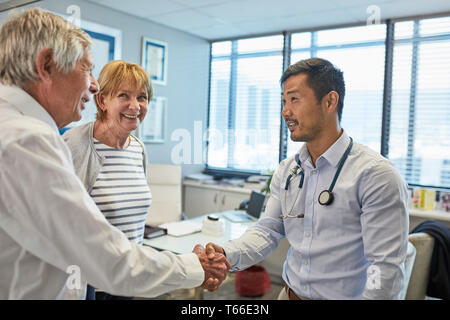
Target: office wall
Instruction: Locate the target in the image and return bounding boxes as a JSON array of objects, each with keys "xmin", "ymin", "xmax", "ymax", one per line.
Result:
[{"xmin": 0, "ymin": 0, "xmax": 210, "ymax": 177}]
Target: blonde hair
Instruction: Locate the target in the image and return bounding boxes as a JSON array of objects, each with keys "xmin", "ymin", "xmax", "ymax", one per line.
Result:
[
  {"xmin": 0, "ymin": 8, "xmax": 92, "ymax": 87},
  {"xmin": 95, "ymin": 60, "xmax": 153, "ymax": 121}
]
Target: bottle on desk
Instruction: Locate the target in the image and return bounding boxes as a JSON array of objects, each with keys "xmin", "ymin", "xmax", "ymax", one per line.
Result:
[{"xmin": 202, "ymin": 215, "xmax": 224, "ymax": 236}]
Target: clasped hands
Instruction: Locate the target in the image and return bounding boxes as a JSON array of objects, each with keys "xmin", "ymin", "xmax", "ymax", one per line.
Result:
[{"xmin": 192, "ymin": 242, "xmax": 229, "ymax": 291}]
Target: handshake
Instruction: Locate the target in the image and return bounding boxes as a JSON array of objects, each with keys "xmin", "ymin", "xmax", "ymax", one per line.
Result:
[{"xmin": 193, "ymin": 242, "xmax": 230, "ymax": 292}]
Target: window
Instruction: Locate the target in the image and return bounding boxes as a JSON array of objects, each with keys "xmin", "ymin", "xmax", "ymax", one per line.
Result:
[
  {"xmin": 389, "ymin": 17, "xmax": 450, "ymax": 188},
  {"xmin": 286, "ymin": 32, "xmax": 310, "ymax": 157},
  {"xmin": 207, "ymin": 36, "xmax": 284, "ymax": 173},
  {"xmin": 206, "ymin": 15, "xmax": 450, "ymax": 190},
  {"xmin": 287, "ymin": 25, "xmax": 386, "ymax": 157}
]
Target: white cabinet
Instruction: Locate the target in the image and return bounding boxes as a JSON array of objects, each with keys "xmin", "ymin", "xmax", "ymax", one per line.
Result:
[{"xmin": 183, "ymin": 181, "xmax": 252, "ymax": 218}]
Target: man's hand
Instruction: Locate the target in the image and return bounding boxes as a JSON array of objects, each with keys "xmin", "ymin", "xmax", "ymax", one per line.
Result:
[
  {"xmin": 193, "ymin": 244, "xmax": 230, "ymax": 291},
  {"xmin": 205, "ymin": 242, "xmax": 225, "ymax": 259}
]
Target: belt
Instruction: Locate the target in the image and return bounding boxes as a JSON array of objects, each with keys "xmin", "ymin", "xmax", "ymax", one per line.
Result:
[{"xmin": 284, "ymin": 284, "xmax": 310, "ymax": 300}]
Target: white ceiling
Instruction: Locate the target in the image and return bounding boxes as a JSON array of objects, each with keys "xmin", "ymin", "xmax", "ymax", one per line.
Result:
[{"xmin": 87, "ymin": 0, "xmax": 450, "ymax": 40}]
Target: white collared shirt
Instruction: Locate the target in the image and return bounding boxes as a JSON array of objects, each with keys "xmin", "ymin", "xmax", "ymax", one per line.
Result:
[
  {"xmin": 223, "ymin": 131, "xmax": 410, "ymax": 299},
  {"xmin": 0, "ymin": 85, "xmax": 204, "ymax": 299}
]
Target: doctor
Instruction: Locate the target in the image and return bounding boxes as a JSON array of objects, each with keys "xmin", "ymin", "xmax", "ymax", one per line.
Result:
[{"xmin": 205, "ymin": 58, "xmax": 410, "ymax": 300}]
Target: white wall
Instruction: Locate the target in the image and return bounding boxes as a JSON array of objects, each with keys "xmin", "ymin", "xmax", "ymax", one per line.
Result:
[{"xmin": 0, "ymin": 0, "xmax": 210, "ymax": 176}]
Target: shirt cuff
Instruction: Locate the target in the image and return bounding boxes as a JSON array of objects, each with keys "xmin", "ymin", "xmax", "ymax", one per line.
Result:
[
  {"xmin": 177, "ymin": 252, "xmax": 205, "ymax": 288},
  {"xmin": 221, "ymin": 243, "xmax": 240, "ymax": 270}
]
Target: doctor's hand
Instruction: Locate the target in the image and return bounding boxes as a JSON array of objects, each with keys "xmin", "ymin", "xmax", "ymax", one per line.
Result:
[
  {"xmin": 205, "ymin": 242, "xmax": 225, "ymax": 259},
  {"xmin": 193, "ymin": 244, "xmax": 230, "ymax": 291}
]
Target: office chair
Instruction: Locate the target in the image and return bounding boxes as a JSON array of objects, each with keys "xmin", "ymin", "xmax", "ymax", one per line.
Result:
[
  {"xmin": 405, "ymin": 232, "xmax": 435, "ymax": 300},
  {"xmin": 398, "ymin": 241, "xmax": 416, "ymax": 299}
]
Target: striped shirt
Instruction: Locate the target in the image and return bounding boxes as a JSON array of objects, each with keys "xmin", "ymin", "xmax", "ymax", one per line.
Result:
[{"xmin": 91, "ymin": 136, "xmax": 152, "ymax": 245}]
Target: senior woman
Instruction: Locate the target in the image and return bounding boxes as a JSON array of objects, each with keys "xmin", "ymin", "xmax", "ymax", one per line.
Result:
[{"xmin": 63, "ymin": 60, "xmax": 153, "ymax": 300}]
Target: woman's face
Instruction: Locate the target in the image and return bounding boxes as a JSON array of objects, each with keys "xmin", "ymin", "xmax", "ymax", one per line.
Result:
[{"xmin": 98, "ymin": 83, "xmax": 148, "ymax": 134}]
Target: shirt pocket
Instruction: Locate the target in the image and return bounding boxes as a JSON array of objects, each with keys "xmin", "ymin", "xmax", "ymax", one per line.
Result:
[{"xmin": 284, "ymin": 215, "xmax": 305, "ymax": 249}]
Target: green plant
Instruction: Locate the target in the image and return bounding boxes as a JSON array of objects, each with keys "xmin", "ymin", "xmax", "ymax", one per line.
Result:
[{"xmin": 261, "ymin": 170, "xmax": 274, "ymax": 194}]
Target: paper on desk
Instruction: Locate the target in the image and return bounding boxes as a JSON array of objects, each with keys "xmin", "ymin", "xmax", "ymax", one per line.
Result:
[
  {"xmin": 158, "ymin": 220, "xmax": 203, "ymax": 237},
  {"xmin": 184, "ymin": 173, "xmax": 214, "ymax": 181}
]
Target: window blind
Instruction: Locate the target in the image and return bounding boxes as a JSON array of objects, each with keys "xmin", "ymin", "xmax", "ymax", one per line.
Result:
[
  {"xmin": 207, "ymin": 36, "xmax": 284, "ymax": 173},
  {"xmin": 390, "ymin": 16, "xmax": 450, "ymax": 188}
]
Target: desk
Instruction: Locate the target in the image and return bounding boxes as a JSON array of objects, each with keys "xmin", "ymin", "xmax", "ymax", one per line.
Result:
[{"xmin": 142, "ymin": 214, "xmax": 254, "ymax": 299}]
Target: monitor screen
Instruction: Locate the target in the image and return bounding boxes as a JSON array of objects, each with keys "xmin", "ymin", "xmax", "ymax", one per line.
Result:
[{"xmin": 247, "ymin": 191, "xmax": 266, "ymax": 218}]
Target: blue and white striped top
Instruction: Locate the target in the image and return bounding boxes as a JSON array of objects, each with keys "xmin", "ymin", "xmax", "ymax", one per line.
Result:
[{"xmin": 91, "ymin": 136, "xmax": 152, "ymax": 245}]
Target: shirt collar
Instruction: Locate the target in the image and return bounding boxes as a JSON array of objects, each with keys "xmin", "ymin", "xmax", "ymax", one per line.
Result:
[
  {"xmin": 297, "ymin": 143, "xmax": 312, "ymax": 167},
  {"xmin": 320, "ymin": 130, "xmax": 351, "ymax": 168},
  {"xmin": 0, "ymin": 84, "xmax": 59, "ymax": 132},
  {"xmin": 296, "ymin": 130, "xmax": 351, "ymax": 168}
]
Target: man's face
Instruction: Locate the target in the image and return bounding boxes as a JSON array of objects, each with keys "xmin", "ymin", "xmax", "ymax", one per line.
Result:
[
  {"xmin": 100, "ymin": 83, "xmax": 149, "ymax": 134},
  {"xmin": 50, "ymin": 50, "xmax": 98, "ymax": 128},
  {"xmin": 281, "ymin": 73, "xmax": 326, "ymax": 142}
]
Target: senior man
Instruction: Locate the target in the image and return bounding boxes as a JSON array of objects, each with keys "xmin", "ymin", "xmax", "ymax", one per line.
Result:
[{"xmin": 0, "ymin": 8, "xmax": 229, "ymax": 299}]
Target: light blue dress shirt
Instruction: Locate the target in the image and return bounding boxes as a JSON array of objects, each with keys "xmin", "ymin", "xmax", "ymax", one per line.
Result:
[{"xmin": 222, "ymin": 131, "xmax": 410, "ymax": 299}]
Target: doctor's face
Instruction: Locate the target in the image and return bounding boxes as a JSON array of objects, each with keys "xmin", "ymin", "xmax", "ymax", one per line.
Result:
[{"xmin": 282, "ymin": 73, "xmax": 326, "ymax": 142}]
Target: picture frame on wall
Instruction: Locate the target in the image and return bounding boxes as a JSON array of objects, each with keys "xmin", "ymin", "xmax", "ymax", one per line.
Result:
[
  {"xmin": 141, "ymin": 37, "xmax": 168, "ymax": 86},
  {"xmin": 139, "ymin": 97, "xmax": 166, "ymax": 143}
]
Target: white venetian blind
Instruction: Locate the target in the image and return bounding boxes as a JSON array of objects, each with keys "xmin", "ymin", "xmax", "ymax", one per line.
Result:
[
  {"xmin": 207, "ymin": 35, "xmax": 284, "ymax": 173},
  {"xmin": 389, "ymin": 16, "xmax": 450, "ymax": 188}
]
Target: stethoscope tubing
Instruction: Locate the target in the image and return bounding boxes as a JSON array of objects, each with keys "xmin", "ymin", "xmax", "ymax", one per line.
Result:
[{"xmin": 280, "ymin": 137, "xmax": 353, "ymax": 219}]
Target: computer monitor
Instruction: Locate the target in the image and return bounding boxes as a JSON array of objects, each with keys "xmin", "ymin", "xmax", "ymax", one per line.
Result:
[{"xmin": 246, "ymin": 191, "xmax": 266, "ymax": 219}]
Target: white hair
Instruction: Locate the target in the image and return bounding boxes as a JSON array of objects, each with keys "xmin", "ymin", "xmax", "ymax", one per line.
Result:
[{"xmin": 0, "ymin": 7, "xmax": 92, "ymax": 87}]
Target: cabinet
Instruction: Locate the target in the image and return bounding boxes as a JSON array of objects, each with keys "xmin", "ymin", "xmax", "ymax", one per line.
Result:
[{"xmin": 183, "ymin": 180, "xmax": 252, "ymax": 218}]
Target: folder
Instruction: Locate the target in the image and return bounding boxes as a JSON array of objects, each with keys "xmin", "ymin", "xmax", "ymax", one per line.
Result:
[{"xmin": 144, "ymin": 225, "xmax": 167, "ymax": 239}]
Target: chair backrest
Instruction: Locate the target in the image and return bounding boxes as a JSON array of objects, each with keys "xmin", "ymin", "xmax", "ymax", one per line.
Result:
[
  {"xmin": 145, "ymin": 164, "xmax": 182, "ymax": 226},
  {"xmin": 398, "ymin": 241, "xmax": 416, "ymax": 299},
  {"xmin": 405, "ymin": 232, "xmax": 435, "ymax": 300}
]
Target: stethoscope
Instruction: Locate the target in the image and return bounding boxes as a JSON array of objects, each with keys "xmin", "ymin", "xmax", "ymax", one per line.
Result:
[{"xmin": 281, "ymin": 137, "xmax": 353, "ymax": 219}]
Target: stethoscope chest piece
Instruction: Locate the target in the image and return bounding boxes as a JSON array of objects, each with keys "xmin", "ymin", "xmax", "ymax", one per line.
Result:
[
  {"xmin": 282, "ymin": 137, "xmax": 353, "ymax": 215},
  {"xmin": 318, "ymin": 190, "xmax": 334, "ymax": 206}
]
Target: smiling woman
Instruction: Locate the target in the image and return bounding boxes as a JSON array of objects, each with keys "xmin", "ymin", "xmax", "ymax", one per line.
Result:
[{"xmin": 62, "ymin": 60, "xmax": 154, "ymax": 300}]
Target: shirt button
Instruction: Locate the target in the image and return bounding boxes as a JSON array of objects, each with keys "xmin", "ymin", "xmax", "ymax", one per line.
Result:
[
  {"xmin": 303, "ymin": 286, "xmax": 307, "ymax": 291},
  {"xmin": 304, "ymin": 260, "xmax": 308, "ymax": 265},
  {"xmin": 305, "ymin": 232, "xmax": 311, "ymax": 237},
  {"xmin": 307, "ymin": 200, "xmax": 312, "ymax": 205},
  {"xmin": 312, "ymin": 170, "xmax": 317, "ymax": 174}
]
